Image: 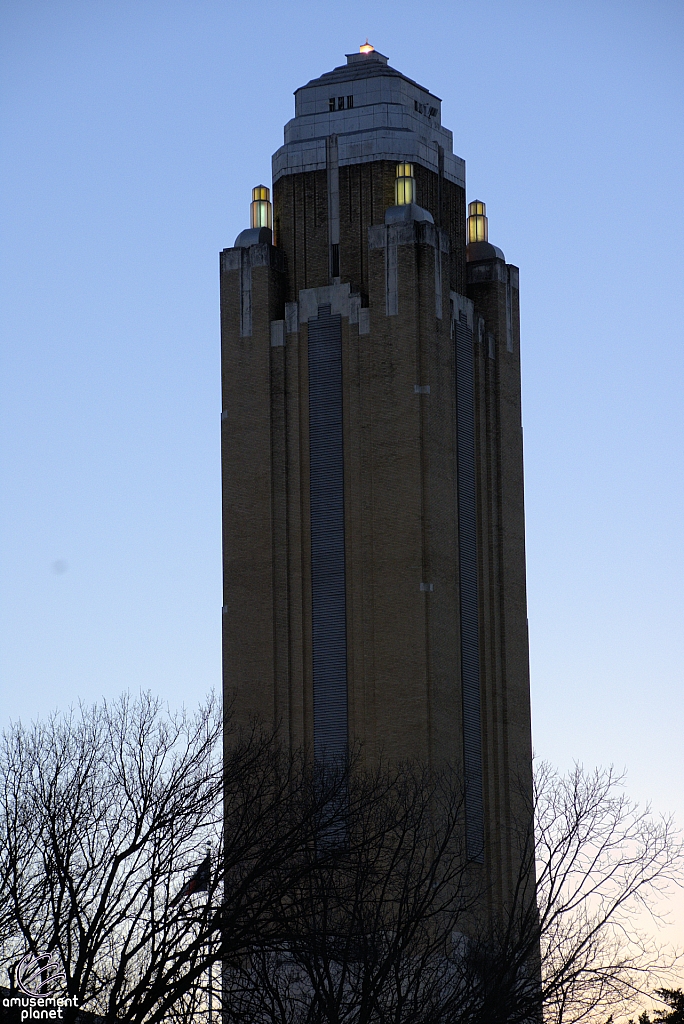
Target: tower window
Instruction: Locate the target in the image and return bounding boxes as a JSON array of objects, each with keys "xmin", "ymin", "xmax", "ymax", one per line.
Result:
[
  {"xmin": 414, "ymin": 99, "xmax": 437, "ymax": 118},
  {"xmin": 347, "ymin": 95, "xmax": 354, "ymax": 108},
  {"xmin": 338, "ymin": 96, "xmax": 345, "ymax": 110},
  {"xmin": 329, "ymin": 97, "xmax": 336, "ymax": 112}
]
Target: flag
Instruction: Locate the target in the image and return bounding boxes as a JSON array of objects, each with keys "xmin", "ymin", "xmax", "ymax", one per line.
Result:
[{"xmin": 172, "ymin": 854, "xmax": 210, "ymax": 905}]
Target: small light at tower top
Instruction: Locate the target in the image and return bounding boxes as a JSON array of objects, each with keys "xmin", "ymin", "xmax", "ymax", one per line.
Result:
[
  {"xmin": 467, "ymin": 200, "xmax": 488, "ymax": 243},
  {"xmin": 359, "ymin": 40, "xmax": 375, "ymax": 53},
  {"xmin": 395, "ymin": 163, "xmax": 415, "ymax": 206},
  {"xmin": 251, "ymin": 185, "xmax": 272, "ymax": 230}
]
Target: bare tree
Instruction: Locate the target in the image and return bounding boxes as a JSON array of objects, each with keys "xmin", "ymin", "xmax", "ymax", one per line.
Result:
[
  {"xmin": 218, "ymin": 762, "xmax": 683, "ymax": 1024},
  {"xmin": 220, "ymin": 760, "xmax": 482, "ymax": 1024},
  {"xmin": 465, "ymin": 762, "xmax": 684, "ymax": 1024},
  {"xmin": 0, "ymin": 693, "xmax": 346, "ymax": 1024},
  {"xmin": 2, "ymin": 695, "xmax": 681, "ymax": 1024}
]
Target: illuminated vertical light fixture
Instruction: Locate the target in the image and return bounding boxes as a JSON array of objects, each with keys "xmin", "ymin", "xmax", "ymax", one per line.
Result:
[
  {"xmin": 467, "ymin": 200, "xmax": 488, "ymax": 243},
  {"xmin": 395, "ymin": 163, "xmax": 415, "ymax": 206},
  {"xmin": 250, "ymin": 185, "xmax": 272, "ymax": 229}
]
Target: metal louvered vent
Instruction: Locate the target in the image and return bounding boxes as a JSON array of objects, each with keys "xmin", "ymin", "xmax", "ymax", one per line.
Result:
[
  {"xmin": 455, "ymin": 311, "xmax": 485, "ymax": 863},
  {"xmin": 308, "ymin": 304, "xmax": 348, "ymax": 765}
]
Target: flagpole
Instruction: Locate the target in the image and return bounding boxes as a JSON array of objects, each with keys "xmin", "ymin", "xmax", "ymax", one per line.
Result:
[
  {"xmin": 206, "ymin": 844, "xmax": 212, "ymax": 1024},
  {"xmin": 207, "ymin": 915, "xmax": 212, "ymax": 1024}
]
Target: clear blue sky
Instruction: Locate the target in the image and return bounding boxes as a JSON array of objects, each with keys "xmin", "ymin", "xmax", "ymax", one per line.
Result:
[{"xmin": 1, "ymin": 0, "xmax": 682, "ymax": 909}]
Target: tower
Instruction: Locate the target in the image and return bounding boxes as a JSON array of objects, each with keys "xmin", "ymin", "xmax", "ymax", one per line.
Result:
[{"xmin": 220, "ymin": 45, "xmax": 532, "ymax": 899}]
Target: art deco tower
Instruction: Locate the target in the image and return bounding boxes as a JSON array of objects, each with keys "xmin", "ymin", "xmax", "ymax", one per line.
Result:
[{"xmin": 220, "ymin": 45, "xmax": 532, "ymax": 887}]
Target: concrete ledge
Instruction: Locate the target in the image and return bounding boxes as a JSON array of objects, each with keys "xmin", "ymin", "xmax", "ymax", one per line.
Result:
[{"xmin": 298, "ymin": 283, "xmax": 363, "ymax": 323}]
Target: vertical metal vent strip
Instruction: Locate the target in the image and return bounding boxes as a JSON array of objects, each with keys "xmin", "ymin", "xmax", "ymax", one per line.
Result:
[
  {"xmin": 308, "ymin": 304, "xmax": 348, "ymax": 764},
  {"xmin": 455, "ymin": 316, "xmax": 485, "ymax": 862}
]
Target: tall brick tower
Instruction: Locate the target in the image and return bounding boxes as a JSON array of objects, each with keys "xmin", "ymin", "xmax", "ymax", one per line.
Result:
[{"xmin": 220, "ymin": 44, "xmax": 532, "ymax": 895}]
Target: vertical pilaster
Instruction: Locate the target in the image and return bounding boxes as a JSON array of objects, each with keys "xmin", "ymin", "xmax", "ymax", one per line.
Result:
[
  {"xmin": 326, "ymin": 136, "xmax": 340, "ymax": 282},
  {"xmin": 452, "ymin": 293, "xmax": 484, "ymax": 863},
  {"xmin": 307, "ymin": 303, "xmax": 348, "ymax": 763},
  {"xmin": 468, "ymin": 254, "xmax": 532, "ymax": 910},
  {"xmin": 270, "ymin": 318, "xmax": 290, "ymax": 738},
  {"xmin": 220, "ymin": 242, "xmax": 286, "ymax": 737}
]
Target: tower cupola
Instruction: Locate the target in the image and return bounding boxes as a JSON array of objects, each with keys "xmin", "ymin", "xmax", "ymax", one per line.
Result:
[{"xmin": 234, "ymin": 184, "xmax": 273, "ymax": 247}]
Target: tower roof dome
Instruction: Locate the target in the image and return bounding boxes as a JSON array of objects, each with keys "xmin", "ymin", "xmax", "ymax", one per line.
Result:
[{"xmin": 272, "ymin": 49, "xmax": 465, "ymax": 188}]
